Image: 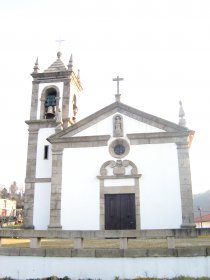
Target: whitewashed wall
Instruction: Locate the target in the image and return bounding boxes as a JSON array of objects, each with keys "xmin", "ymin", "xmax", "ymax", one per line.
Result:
[
  {"xmin": 135, "ymin": 143, "xmax": 181, "ymax": 229},
  {"xmin": 33, "ymin": 182, "xmax": 51, "ymax": 229},
  {"xmin": 36, "ymin": 128, "xmax": 55, "ymax": 178},
  {"xmin": 62, "ymin": 147, "xmax": 103, "ymax": 230},
  {"xmin": 0, "ymin": 256, "xmax": 210, "ymax": 279},
  {"xmin": 34, "ymin": 127, "xmax": 55, "ymax": 230},
  {"xmin": 61, "ymin": 113, "xmax": 182, "ymax": 230}
]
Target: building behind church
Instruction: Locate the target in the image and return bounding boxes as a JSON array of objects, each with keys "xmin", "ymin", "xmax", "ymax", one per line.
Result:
[{"xmin": 0, "ymin": 199, "xmax": 16, "ymax": 218}]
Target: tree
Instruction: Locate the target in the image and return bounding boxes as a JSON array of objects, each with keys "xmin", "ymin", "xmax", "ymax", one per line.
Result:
[
  {"xmin": 0, "ymin": 188, "xmax": 9, "ymax": 199},
  {"xmin": 9, "ymin": 181, "xmax": 18, "ymax": 198}
]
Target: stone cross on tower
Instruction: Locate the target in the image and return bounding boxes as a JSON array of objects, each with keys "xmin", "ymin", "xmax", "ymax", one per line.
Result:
[
  {"xmin": 113, "ymin": 76, "xmax": 124, "ymax": 102},
  {"xmin": 56, "ymin": 39, "xmax": 65, "ymax": 50}
]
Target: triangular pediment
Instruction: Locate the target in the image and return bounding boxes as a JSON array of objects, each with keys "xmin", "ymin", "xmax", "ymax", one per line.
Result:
[{"xmin": 48, "ymin": 101, "xmax": 193, "ymax": 144}]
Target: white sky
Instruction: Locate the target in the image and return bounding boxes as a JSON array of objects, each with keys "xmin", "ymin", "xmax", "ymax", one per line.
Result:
[{"xmin": 0, "ymin": 0, "xmax": 209, "ymax": 194}]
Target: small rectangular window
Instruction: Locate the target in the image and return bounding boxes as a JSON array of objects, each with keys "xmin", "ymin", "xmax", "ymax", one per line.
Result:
[{"xmin": 44, "ymin": 145, "xmax": 49, "ymax": 160}]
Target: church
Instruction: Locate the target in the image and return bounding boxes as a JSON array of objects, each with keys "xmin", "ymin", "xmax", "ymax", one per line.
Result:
[{"xmin": 24, "ymin": 52, "xmax": 195, "ymax": 230}]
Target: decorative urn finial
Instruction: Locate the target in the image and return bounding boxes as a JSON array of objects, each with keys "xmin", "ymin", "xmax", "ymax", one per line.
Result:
[
  {"xmin": 57, "ymin": 51, "xmax": 62, "ymax": 59},
  {"xmin": 179, "ymin": 100, "xmax": 186, "ymax": 127}
]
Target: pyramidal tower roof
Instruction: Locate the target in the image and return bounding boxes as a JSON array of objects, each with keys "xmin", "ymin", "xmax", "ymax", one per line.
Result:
[{"xmin": 44, "ymin": 51, "xmax": 67, "ymax": 72}]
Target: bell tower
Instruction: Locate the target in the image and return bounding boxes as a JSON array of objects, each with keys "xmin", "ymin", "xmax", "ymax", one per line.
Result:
[
  {"xmin": 24, "ymin": 52, "xmax": 82, "ymax": 228},
  {"xmin": 29, "ymin": 52, "xmax": 82, "ymax": 126}
]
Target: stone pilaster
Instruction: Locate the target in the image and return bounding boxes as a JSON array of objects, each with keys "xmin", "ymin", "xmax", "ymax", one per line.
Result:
[
  {"xmin": 176, "ymin": 141, "xmax": 195, "ymax": 228},
  {"xmin": 24, "ymin": 126, "xmax": 39, "ymax": 228},
  {"xmin": 62, "ymin": 79, "xmax": 70, "ymax": 129},
  {"xmin": 30, "ymin": 81, "xmax": 39, "ymax": 120},
  {"xmin": 48, "ymin": 145, "xmax": 63, "ymax": 229}
]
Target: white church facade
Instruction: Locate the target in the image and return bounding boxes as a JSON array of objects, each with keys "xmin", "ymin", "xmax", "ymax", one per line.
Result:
[{"xmin": 24, "ymin": 52, "xmax": 195, "ymax": 230}]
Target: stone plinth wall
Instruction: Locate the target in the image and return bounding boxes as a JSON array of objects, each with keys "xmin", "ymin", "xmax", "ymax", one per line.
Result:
[{"xmin": 0, "ymin": 229, "xmax": 210, "ymax": 278}]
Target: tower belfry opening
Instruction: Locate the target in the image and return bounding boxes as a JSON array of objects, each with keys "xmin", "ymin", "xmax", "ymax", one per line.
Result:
[{"xmin": 45, "ymin": 88, "xmax": 57, "ymax": 119}]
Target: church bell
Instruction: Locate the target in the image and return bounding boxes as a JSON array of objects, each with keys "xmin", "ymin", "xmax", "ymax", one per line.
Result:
[{"xmin": 46, "ymin": 106, "xmax": 55, "ymax": 119}]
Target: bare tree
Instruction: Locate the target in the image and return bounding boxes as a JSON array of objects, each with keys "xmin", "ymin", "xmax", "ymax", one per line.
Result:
[
  {"xmin": 9, "ymin": 181, "xmax": 18, "ymax": 198},
  {"xmin": 0, "ymin": 188, "xmax": 9, "ymax": 199}
]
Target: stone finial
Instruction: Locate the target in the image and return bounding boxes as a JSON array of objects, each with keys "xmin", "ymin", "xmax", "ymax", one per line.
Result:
[
  {"xmin": 179, "ymin": 100, "xmax": 186, "ymax": 127},
  {"xmin": 57, "ymin": 51, "xmax": 62, "ymax": 59},
  {"xmin": 33, "ymin": 57, "xmax": 39, "ymax": 73},
  {"xmin": 67, "ymin": 54, "xmax": 73, "ymax": 71}
]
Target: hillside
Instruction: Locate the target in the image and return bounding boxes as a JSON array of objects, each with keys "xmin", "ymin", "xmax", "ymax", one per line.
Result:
[{"xmin": 193, "ymin": 190, "xmax": 210, "ymax": 218}]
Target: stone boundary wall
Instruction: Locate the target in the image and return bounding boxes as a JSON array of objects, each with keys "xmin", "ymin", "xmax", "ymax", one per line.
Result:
[
  {"xmin": 1, "ymin": 228, "xmax": 210, "ymax": 239},
  {"xmin": 0, "ymin": 247, "xmax": 210, "ymax": 258},
  {"xmin": 1, "ymin": 228, "xmax": 210, "ymax": 254}
]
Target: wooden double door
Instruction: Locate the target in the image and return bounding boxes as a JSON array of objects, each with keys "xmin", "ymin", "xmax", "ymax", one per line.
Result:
[{"xmin": 105, "ymin": 193, "xmax": 136, "ymax": 230}]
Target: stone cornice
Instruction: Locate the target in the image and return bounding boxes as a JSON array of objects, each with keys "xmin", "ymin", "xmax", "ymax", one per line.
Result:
[
  {"xmin": 25, "ymin": 178, "xmax": 51, "ymax": 183},
  {"xmin": 97, "ymin": 174, "xmax": 141, "ymax": 179},
  {"xmin": 1, "ymin": 228, "xmax": 210, "ymax": 239},
  {"xmin": 48, "ymin": 135, "xmax": 111, "ymax": 148},
  {"xmin": 30, "ymin": 70, "xmax": 82, "ymax": 91},
  {"xmin": 31, "ymin": 71, "xmax": 72, "ymax": 81},
  {"xmin": 118, "ymin": 102, "xmax": 189, "ymax": 132},
  {"xmin": 25, "ymin": 119, "xmax": 59, "ymax": 129},
  {"xmin": 127, "ymin": 131, "xmax": 194, "ymax": 145}
]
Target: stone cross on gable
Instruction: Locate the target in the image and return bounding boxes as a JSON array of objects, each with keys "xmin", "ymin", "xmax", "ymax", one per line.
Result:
[{"xmin": 112, "ymin": 76, "xmax": 124, "ymax": 102}]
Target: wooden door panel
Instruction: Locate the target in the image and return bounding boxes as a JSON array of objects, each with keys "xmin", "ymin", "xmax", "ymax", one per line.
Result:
[
  {"xmin": 105, "ymin": 194, "xmax": 136, "ymax": 230},
  {"xmin": 121, "ymin": 194, "xmax": 136, "ymax": 229},
  {"xmin": 105, "ymin": 194, "xmax": 120, "ymax": 229}
]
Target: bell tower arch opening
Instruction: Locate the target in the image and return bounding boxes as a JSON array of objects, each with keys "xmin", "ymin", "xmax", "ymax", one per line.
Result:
[
  {"xmin": 44, "ymin": 88, "xmax": 57, "ymax": 119},
  {"xmin": 40, "ymin": 86, "xmax": 60, "ymax": 120}
]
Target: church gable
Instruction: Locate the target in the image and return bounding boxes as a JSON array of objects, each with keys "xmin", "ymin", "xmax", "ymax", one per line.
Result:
[{"xmin": 48, "ymin": 101, "xmax": 190, "ymax": 144}]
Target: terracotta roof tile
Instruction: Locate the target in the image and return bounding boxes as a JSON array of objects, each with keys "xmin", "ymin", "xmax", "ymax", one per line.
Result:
[{"xmin": 195, "ymin": 213, "xmax": 210, "ymax": 222}]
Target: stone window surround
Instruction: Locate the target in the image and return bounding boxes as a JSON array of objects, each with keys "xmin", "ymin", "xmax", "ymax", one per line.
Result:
[{"xmin": 109, "ymin": 138, "xmax": 130, "ymax": 159}]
